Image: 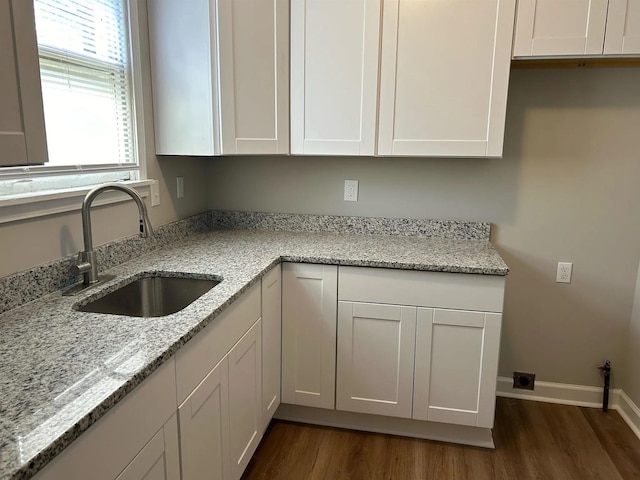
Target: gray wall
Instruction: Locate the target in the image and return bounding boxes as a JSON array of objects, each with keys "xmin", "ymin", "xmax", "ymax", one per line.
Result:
[{"xmin": 209, "ymin": 67, "xmax": 640, "ymax": 389}]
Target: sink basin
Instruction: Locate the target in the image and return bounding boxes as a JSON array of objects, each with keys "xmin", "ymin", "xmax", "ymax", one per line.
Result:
[{"xmin": 78, "ymin": 274, "xmax": 221, "ymax": 317}]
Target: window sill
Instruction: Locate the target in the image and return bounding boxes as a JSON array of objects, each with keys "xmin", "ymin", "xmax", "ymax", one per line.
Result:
[{"xmin": 0, "ymin": 179, "xmax": 156, "ymax": 224}]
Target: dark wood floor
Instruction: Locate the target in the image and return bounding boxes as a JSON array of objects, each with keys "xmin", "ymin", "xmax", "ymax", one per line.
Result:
[{"xmin": 242, "ymin": 398, "xmax": 640, "ymax": 480}]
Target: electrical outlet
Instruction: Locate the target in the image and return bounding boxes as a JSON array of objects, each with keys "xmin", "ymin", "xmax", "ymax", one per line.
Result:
[
  {"xmin": 556, "ymin": 262, "xmax": 573, "ymax": 283},
  {"xmin": 344, "ymin": 179, "xmax": 358, "ymax": 202},
  {"xmin": 513, "ymin": 371, "xmax": 536, "ymax": 390},
  {"xmin": 176, "ymin": 177, "xmax": 184, "ymax": 199}
]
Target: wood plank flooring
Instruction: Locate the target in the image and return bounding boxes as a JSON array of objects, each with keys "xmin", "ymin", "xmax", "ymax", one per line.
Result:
[{"xmin": 242, "ymin": 398, "xmax": 640, "ymax": 480}]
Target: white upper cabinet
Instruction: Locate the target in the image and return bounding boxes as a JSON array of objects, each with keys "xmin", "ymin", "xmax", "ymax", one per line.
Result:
[
  {"xmin": 291, "ymin": 0, "xmax": 515, "ymax": 158},
  {"xmin": 0, "ymin": 0, "xmax": 47, "ymax": 166},
  {"xmin": 514, "ymin": 0, "xmax": 640, "ymax": 57},
  {"xmin": 513, "ymin": 0, "xmax": 609, "ymax": 56},
  {"xmin": 148, "ymin": 0, "xmax": 289, "ymax": 156},
  {"xmin": 604, "ymin": 0, "xmax": 640, "ymax": 54},
  {"xmin": 290, "ymin": 0, "xmax": 382, "ymax": 155},
  {"xmin": 378, "ymin": 0, "xmax": 516, "ymax": 157},
  {"xmin": 217, "ymin": 0, "xmax": 290, "ymax": 154}
]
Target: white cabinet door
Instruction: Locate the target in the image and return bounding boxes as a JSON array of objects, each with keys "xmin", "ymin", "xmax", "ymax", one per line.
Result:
[
  {"xmin": 0, "ymin": 0, "xmax": 47, "ymax": 166},
  {"xmin": 218, "ymin": 0, "xmax": 289, "ymax": 154},
  {"xmin": 261, "ymin": 265, "xmax": 282, "ymax": 431},
  {"xmin": 604, "ymin": 0, "xmax": 640, "ymax": 54},
  {"xmin": 336, "ymin": 302, "xmax": 416, "ymax": 418},
  {"xmin": 378, "ymin": 0, "xmax": 515, "ymax": 157},
  {"xmin": 228, "ymin": 319, "xmax": 262, "ymax": 480},
  {"xmin": 290, "ymin": 0, "xmax": 381, "ymax": 155},
  {"xmin": 148, "ymin": 0, "xmax": 220, "ymax": 156},
  {"xmin": 282, "ymin": 263, "xmax": 338, "ymax": 409},
  {"xmin": 116, "ymin": 414, "xmax": 180, "ymax": 480},
  {"xmin": 148, "ymin": 0, "xmax": 288, "ymax": 156},
  {"xmin": 178, "ymin": 357, "xmax": 230, "ymax": 480},
  {"xmin": 413, "ymin": 309, "xmax": 502, "ymax": 428},
  {"xmin": 513, "ymin": 0, "xmax": 609, "ymax": 56}
]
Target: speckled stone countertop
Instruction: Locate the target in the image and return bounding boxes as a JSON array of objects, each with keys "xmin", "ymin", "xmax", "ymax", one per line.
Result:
[{"xmin": 0, "ymin": 228, "xmax": 508, "ymax": 480}]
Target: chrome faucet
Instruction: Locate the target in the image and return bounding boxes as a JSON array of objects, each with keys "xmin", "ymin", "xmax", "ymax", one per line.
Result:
[{"xmin": 70, "ymin": 183, "xmax": 154, "ymax": 286}]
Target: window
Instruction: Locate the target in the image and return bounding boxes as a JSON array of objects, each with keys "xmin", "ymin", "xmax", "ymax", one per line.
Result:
[{"xmin": 0, "ymin": 0, "xmax": 141, "ymax": 198}]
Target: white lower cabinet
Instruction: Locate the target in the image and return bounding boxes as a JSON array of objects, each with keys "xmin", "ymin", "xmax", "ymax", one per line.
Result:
[
  {"xmin": 336, "ymin": 266, "xmax": 505, "ymax": 430},
  {"xmin": 413, "ymin": 309, "xmax": 502, "ymax": 428},
  {"xmin": 261, "ymin": 265, "xmax": 282, "ymax": 430},
  {"xmin": 34, "ymin": 360, "xmax": 179, "ymax": 480},
  {"xmin": 178, "ymin": 319, "xmax": 264, "ymax": 480},
  {"xmin": 336, "ymin": 301, "xmax": 416, "ymax": 418},
  {"xmin": 228, "ymin": 319, "xmax": 263, "ymax": 480},
  {"xmin": 178, "ymin": 357, "xmax": 230, "ymax": 480},
  {"xmin": 282, "ymin": 263, "xmax": 337, "ymax": 409},
  {"xmin": 116, "ymin": 414, "xmax": 181, "ymax": 480},
  {"xmin": 175, "ymin": 283, "xmax": 263, "ymax": 480}
]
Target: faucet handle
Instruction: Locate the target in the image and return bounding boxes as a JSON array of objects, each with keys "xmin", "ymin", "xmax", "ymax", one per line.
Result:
[{"xmin": 70, "ymin": 253, "xmax": 92, "ymax": 277}]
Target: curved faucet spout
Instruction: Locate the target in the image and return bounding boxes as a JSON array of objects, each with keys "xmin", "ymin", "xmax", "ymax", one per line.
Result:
[{"xmin": 73, "ymin": 183, "xmax": 154, "ymax": 285}]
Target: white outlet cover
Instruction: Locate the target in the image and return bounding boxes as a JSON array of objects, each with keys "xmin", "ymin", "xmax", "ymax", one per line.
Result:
[
  {"xmin": 556, "ymin": 262, "xmax": 573, "ymax": 283},
  {"xmin": 344, "ymin": 180, "xmax": 358, "ymax": 202}
]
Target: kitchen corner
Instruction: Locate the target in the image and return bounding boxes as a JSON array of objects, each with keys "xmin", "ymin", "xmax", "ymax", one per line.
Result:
[{"xmin": 0, "ymin": 211, "xmax": 507, "ymax": 480}]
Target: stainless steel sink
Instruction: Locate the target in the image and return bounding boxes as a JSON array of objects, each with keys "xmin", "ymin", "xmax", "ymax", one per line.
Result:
[{"xmin": 78, "ymin": 274, "xmax": 221, "ymax": 317}]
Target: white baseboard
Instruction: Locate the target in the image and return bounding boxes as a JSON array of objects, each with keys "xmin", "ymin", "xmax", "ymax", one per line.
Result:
[
  {"xmin": 496, "ymin": 376, "xmax": 618, "ymax": 408},
  {"xmin": 496, "ymin": 376, "xmax": 640, "ymax": 441},
  {"xmin": 616, "ymin": 390, "xmax": 640, "ymax": 440}
]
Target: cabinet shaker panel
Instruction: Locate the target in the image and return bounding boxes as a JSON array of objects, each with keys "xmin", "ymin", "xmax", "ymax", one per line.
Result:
[
  {"xmin": 605, "ymin": 0, "xmax": 640, "ymax": 54},
  {"xmin": 513, "ymin": 0, "xmax": 608, "ymax": 56},
  {"xmin": 378, "ymin": 0, "xmax": 515, "ymax": 157},
  {"xmin": 282, "ymin": 263, "xmax": 338, "ymax": 409},
  {"xmin": 0, "ymin": 0, "xmax": 47, "ymax": 166},
  {"xmin": 336, "ymin": 301, "xmax": 416, "ymax": 418},
  {"xmin": 290, "ymin": 0, "xmax": 381, "ymax": 155}
]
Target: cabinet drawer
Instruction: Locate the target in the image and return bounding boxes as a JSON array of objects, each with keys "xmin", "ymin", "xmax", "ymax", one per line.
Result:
[
  {"xmin": 175, "ymin": 282, "xmax": 261, "ymax": 404},
  {"xmin": 338, "ymin": 266, "xmax": 505, "ymax": 313}
]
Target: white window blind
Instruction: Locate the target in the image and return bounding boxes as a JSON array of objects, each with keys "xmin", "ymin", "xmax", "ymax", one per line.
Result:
[{"xmin": 33, "ymin": 0, "xmax": 136, "ymax": 168}]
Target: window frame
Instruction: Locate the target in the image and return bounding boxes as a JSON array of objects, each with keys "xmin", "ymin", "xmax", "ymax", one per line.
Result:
[{"xmin": 0, "ymin": 0, "xmax": 153, "ymax": 223}]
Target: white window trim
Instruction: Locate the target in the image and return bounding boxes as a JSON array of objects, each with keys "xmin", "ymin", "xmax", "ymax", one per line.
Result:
[
  {"xmin": 0, "ymin": 1, "xmax": 155, "ymax": 224},
  {"xmin": 0, "ymin": 179, "xmax": 156, "ymax": 224}
]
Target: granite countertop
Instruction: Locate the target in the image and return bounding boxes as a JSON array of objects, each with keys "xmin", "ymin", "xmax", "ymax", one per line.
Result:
[{"xmin": 0, "ymin": 228, "xmax": 508, "ymax": 480}]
